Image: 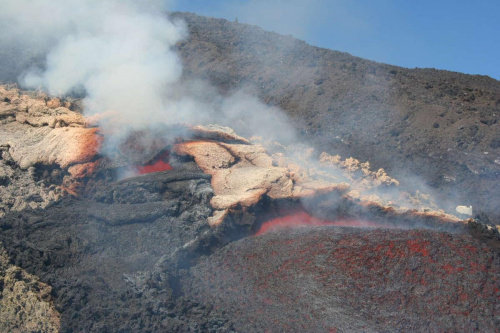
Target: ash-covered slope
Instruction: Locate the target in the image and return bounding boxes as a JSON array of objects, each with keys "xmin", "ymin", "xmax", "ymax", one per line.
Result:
[{"xmin": 172, "ymin": 12, "xmax": 500, "ymax": 221}]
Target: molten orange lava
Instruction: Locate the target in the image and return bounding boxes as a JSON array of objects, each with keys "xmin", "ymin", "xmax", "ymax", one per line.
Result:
[
  {"xmin": 255, "ymin": 211, "xmax": 395, "ymax": 236},
  {"xmin": 137, "ymin": 160, "xmax": 173, "ymax": 174},
  {"xmin": 137, "ymin": 151, "xmax": 173, "ymax": 174}
]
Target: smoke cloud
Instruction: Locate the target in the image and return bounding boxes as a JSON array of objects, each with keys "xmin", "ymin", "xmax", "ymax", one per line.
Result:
[
  {"xmin": 2, "ymin": 0, "xmax": 185, "ymax": 123},
  {"xmin": 0, "ymin": 0, "xmax": 296, "ymax": 148}
]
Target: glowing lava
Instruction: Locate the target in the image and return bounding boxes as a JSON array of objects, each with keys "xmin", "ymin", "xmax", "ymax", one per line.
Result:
[
  {"xmin": 137, "ymin": 151, "xmax": 173, "ymax": 175},
  {"xmin": 255, "ymin": 211, "xmax": 396, "ymax": 236}
]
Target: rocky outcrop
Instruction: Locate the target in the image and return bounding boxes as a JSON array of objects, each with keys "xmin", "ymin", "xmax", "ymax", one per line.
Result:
[
  {"xmin": 0, "ymin": 85, "xmax": 85, "ymax": 127},
  {"xmin": 0, "ymin": 86, "xmax": 100, "ymax": 169},
  {"xmin": 0, "ymin": 246, "xmax": 60, "ymax": 333},
  {"xmin": 174, "ymin": 127, "xmax": 462, "ymax": 230},
  {"xmin": 4, "ymin": 122, "xmax": 100, "ymax": 169},
  {"xmin": 174, "ymin": 136, "xmax": 347, "ymax": 228},
  {"xmin": 0, "ymin": 85, "xmax": 101, "ymax": 217},
  {"xmin": 319, "ymin": 152, "xmax": 400, "ymax": 187}
]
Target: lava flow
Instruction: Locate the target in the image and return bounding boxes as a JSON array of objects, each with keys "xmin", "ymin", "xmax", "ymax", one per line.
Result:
[
  {"xmin": 255, "ymin": 210, "xmax": 399, "ymax": 236},
  {"xmin": 137, "ymin": 151, "xmax": 173, "ymax": 175}
]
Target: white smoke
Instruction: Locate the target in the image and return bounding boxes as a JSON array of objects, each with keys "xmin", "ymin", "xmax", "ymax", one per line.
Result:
[
  {"xmin": 0, "ymin": 0, "xmax": 297, "ymax": 146},
  {"xmin": 2, "ymin": 1, "xmax": 185, "ymax": 125}
]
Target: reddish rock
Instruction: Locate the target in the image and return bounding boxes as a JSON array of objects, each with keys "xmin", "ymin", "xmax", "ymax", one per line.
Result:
[
  {"xmin": 174, "ymin": 141, "xmax": 236, "ymax": 175},
  {"xmin": 68, "ymin": 161, "xmax": 100, "ymax": 179}
]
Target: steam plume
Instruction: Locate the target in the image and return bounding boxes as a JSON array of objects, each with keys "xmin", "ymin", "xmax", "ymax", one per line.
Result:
[
  {"xmin": 2, "ymin": 0, "xmax": 184, "ymax": 123},
  {"xmin": 0, "ymin": 0, "xmax": 296, "ymax": 147}
]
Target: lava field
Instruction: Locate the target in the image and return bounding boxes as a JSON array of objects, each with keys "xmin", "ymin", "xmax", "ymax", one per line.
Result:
[{"xmin": 0, "ymin": 7, "xmax": 500, "ymax": 333}]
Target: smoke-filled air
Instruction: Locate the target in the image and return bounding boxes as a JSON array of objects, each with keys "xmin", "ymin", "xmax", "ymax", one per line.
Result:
[
  {"xmin": 0, "ymin": 0, "xmax": 297, "ymax": 146},
  {"xmin": 1, "ymin": 1, "xmax": 499, "ymax": 331}
]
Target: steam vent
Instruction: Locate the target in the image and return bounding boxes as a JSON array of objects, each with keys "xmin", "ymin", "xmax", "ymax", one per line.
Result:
[{"xmin": 0, "ymin": 84, "xmax": 498, "ymax": 332}]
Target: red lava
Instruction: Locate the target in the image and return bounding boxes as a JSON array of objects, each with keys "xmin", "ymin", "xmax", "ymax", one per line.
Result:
[
  {"xmin": 137, "ymin": 151, "xmax": 173, "ymax": 175},
  {"xmin": 255, "ymin": 211, "xmax": 396, "ymax": 236}
]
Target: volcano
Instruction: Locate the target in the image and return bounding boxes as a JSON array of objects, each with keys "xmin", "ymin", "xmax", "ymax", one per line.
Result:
[
  {"xmin": 0, "ymin": 11, "xmax": 500, "ymax": 333},
  {"xmin": 0, "ymin": 83, "xmax": 499, "ymax": 332}
]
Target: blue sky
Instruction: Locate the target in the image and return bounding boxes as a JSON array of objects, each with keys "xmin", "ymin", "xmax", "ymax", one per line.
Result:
[{"xmin": 171, "ymin": 0, "xmax": 500, "ymax": 80}]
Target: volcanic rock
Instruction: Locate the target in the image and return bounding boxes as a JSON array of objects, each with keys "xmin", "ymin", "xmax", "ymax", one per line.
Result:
[
  {"xmin": 173, "ymin": 131, "xmax": 463, "ymax": 232},
  {"xmin": 0, "ymin": 102, "xmax": 497, "ymax": 332},
  {"xmin": 174, "ymin": 139, "xmax": 347, "ymax": 214},
  {"xmin": 0, "ymin": 85, "xmax": 102, "ymax": 217},
  {"xmin": 187, "ymin": 227, "xmax": 500, "ymax": 332},
  {"xmin": 174, "ymin": 141, "xmax": 237, "ymax": 173},
  {"xmin": 0, "ymin": 85, "xmax": 99, "ymax": 164},
  {"xmin": 0, "ymin": 146, "xmax": 66, "ymax": 218},
  {"xmin": 190, "ymin": 124, "xmax": 250, "ymax": 144},
  {"xmin": 0, "ymin": 247, "xmax": 60, "ymax": 333},
  {"xmin": 172, "ymin": 12, "xmax": 500, "ymax": 223},
  {"xmin": 0, "ymin": 166, "xmax": 224, "ymax": 332},
  {"xmin": 0, "ymin": 85, "xmax": 100, "ymax": 171},
  {"xmin": 4, "ymin": 123, "xmax": 100, "ymax": 169},
  {"xmin": 1, "ymin": 24, "xmax": 500, "ymax": 331}
]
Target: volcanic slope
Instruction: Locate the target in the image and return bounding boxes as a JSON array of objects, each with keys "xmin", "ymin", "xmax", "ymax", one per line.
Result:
[
  {"xmin": 0, "ymin": 86, "xmax": 499, "ymax": 332},
  {"xmin": 172, "ymin": 12, "xmax": 500, "ymax": 222},
  {"xmin": 1, "ymin": 12, "xmax": 500, "ymax": 332}
]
